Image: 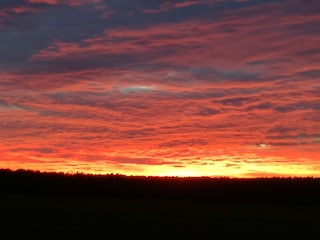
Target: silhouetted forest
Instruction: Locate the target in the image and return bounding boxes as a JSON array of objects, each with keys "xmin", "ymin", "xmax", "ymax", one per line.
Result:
[{"xmin": 1, "ymin": 168, "xmax": 320, "ymax": 205}]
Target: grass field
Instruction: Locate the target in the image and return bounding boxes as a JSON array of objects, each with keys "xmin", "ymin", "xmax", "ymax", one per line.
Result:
[
  {"xmin": 1, "ymin": 170, "xmax": 320, "ymax": 238},
  {"xmin": 1, "ymin": 193, "xmax": 320, "ymax": 238}
]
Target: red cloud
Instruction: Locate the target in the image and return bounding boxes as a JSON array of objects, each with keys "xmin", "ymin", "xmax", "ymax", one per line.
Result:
[{"xmin": 1, "ymin": 0, "xmax": 320, "ymax": 177}]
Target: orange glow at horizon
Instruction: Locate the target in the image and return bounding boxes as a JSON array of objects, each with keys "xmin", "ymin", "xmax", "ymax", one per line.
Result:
[{"xmin": 2, "ymin": 148, "xmax": 320, "ymax": 178}]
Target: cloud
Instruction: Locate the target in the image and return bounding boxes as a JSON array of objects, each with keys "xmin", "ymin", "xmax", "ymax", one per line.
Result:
[
  {"xmin": 28, "ymin": 0, "xmax": 102, "ymax": 6},
  {"xmin": 105, "ymin": 156, "xmax": 179, "ymax": 166},
  {"xmin": 0, "ymin": 0, "xmax": 319, "ymax": 177},
  {"xmin": 0, "ymin": 99, "xmax": 22, "ymax": 109},
  {"xmin": 120, "ymin": 85, "xmax": 156, "ymax": 93},
  {"xmin": 159, "ymin": 138, "xmax": 208, "ymax": 148}
]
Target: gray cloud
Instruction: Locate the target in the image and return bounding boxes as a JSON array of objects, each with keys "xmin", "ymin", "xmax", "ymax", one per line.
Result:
[
  {"xmin": 159, "ymin": 138, "xmax": 208, "ymax": 148},
  {"xmin": 0, "ymin": 3, "xmax": 107, "ymax": 71},
  {"xmin": 0, "ymin": 99, "xmax": 23, "ymax": 109},
  {"xmin": 274, "ymin": 101, "xmax": 320, "ymax": 113},
  {"xmin": 295, "ymin": 69, "xmax": 320, "ymax": 79},
  {"xmin": 214, "ymin": 96, "xmax": 253, "ymax": 107},
  {"xmin": 192, "ymin": 107, "xmax": 221, "ymax": 116},
  {"xmin": 12, "ymin": 147, "xmax": 56, "ymax": 154}
]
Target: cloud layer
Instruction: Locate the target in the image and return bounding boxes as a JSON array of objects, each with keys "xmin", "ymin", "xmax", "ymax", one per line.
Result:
[{"xmin": 1, "ymin": 0, "xmax": 319, "ymax": 177}]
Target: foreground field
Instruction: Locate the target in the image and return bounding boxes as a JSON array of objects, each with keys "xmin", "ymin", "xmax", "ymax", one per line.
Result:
[
  {"xmin": 1, "ymin": 169, "xmax": 320, "ymax": 238},
  {"xmin": 2, "ymin": 194, "xmax": 320, "ymax": 238}
]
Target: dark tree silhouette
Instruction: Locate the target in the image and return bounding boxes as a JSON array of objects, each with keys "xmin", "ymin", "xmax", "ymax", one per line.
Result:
[{"xmin": 1, "ymin": 168, "xmax": 320, "ymax": 204}]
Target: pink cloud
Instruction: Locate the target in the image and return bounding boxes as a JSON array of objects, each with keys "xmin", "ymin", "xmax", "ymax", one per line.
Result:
[{"xmin": 1, "ymin": 0, "xmax": 319, "ymax": 177}]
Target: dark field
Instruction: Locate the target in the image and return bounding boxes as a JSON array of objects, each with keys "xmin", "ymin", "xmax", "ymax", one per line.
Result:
[{"xmin": 1, "ymin": 169, "xmax": 320, "ymax": 238}]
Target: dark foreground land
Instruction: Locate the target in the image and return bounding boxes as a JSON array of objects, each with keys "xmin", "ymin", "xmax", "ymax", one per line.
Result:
[{"xmin": 1, "ymin": 169, "xmax": 320, "ymax": 238}]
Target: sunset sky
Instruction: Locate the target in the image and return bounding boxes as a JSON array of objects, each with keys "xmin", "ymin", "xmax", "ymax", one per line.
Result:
[{"xmin": 0, "ymin": 0, "xmax": 319, "ymax": 177}]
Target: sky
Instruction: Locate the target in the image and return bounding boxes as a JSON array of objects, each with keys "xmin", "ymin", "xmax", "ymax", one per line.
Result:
[{"xmin": 0, "ymin": 0, "xmax": 319, "ymax": 177}]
